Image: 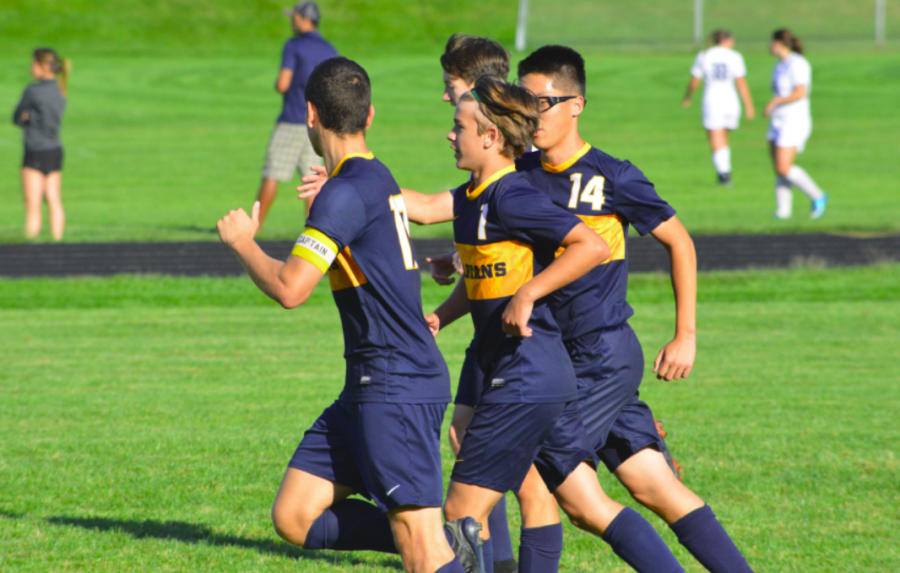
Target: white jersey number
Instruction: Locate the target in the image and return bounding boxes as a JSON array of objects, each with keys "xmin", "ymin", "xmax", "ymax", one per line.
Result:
[
  {"xmin": 568, "ymin": 174, "xmax": 606, "ymax": 211},
  {"xmin": 389, "ymin": 195, "xmax": 418, "ymax": 270}
]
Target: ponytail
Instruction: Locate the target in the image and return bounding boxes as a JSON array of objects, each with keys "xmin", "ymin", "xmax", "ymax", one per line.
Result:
[
  {"xmin": 772, "ymin": 29, "xmax": 803, "ymax": 55},
  {"xmin": 709, "ymin": 29, "xmax": 732, "ymax": 46},
  {"xmin": 33, "ymin": 48, "xmax": 71, "ymax": 96}
]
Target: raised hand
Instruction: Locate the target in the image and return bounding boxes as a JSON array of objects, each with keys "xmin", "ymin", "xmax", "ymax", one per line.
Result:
[
  {"xmin": 217, "ymin": 201, "xmax": 260, "ymax": 249},
  {"xmin": 297, "ymin": 164, "xmax": 329, "ymax": 200}
]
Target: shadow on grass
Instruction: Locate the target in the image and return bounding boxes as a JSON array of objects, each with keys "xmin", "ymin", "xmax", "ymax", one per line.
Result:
[{"xmin": 46, "ymin": 516, "xmax": 402, "ymax": 569}]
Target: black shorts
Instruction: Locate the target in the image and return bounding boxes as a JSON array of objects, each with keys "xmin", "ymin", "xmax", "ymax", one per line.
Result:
[{"xmin": 23, "ymin": 148, "xmax": 63, "ymax": 175}]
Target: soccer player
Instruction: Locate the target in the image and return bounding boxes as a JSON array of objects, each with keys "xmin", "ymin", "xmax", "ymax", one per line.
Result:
[
  {"xmin": 765, "ymin": 29, "xmax": 828, "ymax": 220},
  {"xmin": 217, "ymin": 57, "xmax": 476, "ymax": 573},
  {"xmin": 515, "ymin": 45, "xmax": 754, "ymax": 573},
  {"xmin": 300, "ymin": 34, "xmax": 520, "ymax": 573},
  {"xmin": 255, "ymin": 1, "xmax": 337, "ymax": 228},
  {"xmin": 682, "ymin": 30, "xmax": 755, "ymax": 185}
]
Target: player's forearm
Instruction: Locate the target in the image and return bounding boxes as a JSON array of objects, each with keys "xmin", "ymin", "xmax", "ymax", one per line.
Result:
[
  {"xmin": 666, "ymin": 234, "xmax": 697, "ymax": 337},
  {"xmin": 770, "ymin": 86, "xmax": 807, "ymax": 107},
  {"xmin": 401, "ymin": 189, "xmax": 453, "ymax": 225},
  {"xmin": 231, "ymin": 240, "xmax": 298, "ymax": 307},
  {"xmin": 683, "ymin": 77, "xmax": 700, "ymax": 101},
  {"xmin": 517, "ymin": 231, "xmax": 609, "ymax": 304},
  {"xmin": 735, "ymin": 78, "xmax": 755, "ymax": 111},
  {"xmin": 433, "ymin": 278, "xmax": 470, "ymax": 328}
]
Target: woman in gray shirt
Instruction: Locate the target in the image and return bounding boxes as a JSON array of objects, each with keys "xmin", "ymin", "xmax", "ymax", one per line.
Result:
[{"xmin": 12, "ymin": 48, "xmax": 69, "ymax": 241}]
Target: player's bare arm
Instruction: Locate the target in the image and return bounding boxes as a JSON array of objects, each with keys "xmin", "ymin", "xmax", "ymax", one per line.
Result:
[
  {"xmin": 764, "ymin": 85, "xmax": 806, "ymax": 117},
  {"xmin": 682, "ymin": 76, "xmax": 701, "ymax": 108},
  {"xmin": 276, "ymin": 69, "xmax": 293, "ymax": 93},
  {"xmin": 502, "ymin": 222, "xmax": 610, "ymax": 338},
  {"xmin": 735, "ymin": 77, "xmax": 756, "ymax": 119},
  {"xmin": 428, "ymin": 279, "xmax": 471, "ymax": 337},
  {"xmin": 217, "ymin": 201, "xmax": 323, "ymax": 308},
  {"xmin": 649, "ymin": 215, "xmax": 697, "ymax": 381}
]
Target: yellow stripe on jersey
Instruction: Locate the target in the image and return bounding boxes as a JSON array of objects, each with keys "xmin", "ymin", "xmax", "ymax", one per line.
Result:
[
  {"xmin": 466, "ymin": 165, "xmax": 517, "ymax": 200},
  {"xmin": 541, "ymin": 142, "xmax": 592, "ymax": 173},
  {"xmin": 329, "ymin": 247, "xmax": 369, "ymax": 291},
  {"xmin": 555, "ymin": 215, "xmax": 626, "ymax": 263},
  {"xmin": 331, "ymin": 151, "xmax": 375, "ymax": 177},
  {"xmin": 292, "ymin": 227, "xmax": 339, "ymax": 274},
  {"xmin": 456, "ymin": 241, "xmax": 533, "ymax": 300}
]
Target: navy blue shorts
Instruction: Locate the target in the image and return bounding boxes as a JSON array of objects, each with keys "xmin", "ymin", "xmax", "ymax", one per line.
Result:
[
  {"xmin": 597, "ymin": 395, "xmax": 671, "ymax": 473},
  {"xmin": 453, "ymin": 339, "xmax": 482, "ymax": 408},
  {"xmin": 451, "ymin": 401, "xmax": 592, "ymax": 494},
  {"xmin": 289, "ymin": 400, "xmax": 447, "ymax": 512}
]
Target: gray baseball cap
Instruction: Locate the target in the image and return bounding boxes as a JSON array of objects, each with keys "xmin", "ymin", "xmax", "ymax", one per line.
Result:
[{"xmin": 283, "ymin": 1, "xmax": 320, "ymax": 25}]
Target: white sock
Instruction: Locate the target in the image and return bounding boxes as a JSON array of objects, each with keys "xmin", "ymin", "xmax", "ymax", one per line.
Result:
[
  {"xmin": 712, "ymin": 147, "xmax": 731, "ymax": 175},
  {"xmin": 786, "ymin": 165, "xmax": 824, "ymax": 201},
  {"xmin": 775, "ymin": 175, "xmax": 793, "ymax": 218}
]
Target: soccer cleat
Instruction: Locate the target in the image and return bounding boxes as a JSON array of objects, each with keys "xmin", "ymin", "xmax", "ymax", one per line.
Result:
[
  {"xmin": 655, "ymin": 419, "xmax": 682, "ymax": 481},
  {"xmin": 717, "ymin": 173, "xmax": 732, "ymax": 186},
  {"xmin": 810, "ymin": 193, "xmax": 828, "ymax": 219},
  {"xmin": 445, "ymin": 517, "xmax": 485, "ymax": 573},
  {"xmin": 773, "ymin": 212, "xmax": 791, "ymax": 220}
]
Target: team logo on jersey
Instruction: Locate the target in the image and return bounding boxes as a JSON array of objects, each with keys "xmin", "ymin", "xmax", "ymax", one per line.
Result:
[{"xmin": 456, "ymin": 241, "xmax": 533, "ymax": 300}]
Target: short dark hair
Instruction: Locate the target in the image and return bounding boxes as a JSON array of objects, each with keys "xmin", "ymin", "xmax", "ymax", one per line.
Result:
[
  {"xmin": 305, "ymin": 57, "xmax": 371, "ymax": 136},
  {"xmin": 517, "ymin": 45, "xmax": 586, "ymax": 97},
  {"xmin": 440, "ymin": 34, "xmax": 510, "ymax": 84}
]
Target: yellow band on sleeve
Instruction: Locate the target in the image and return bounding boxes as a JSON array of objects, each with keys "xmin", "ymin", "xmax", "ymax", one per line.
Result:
[{"xmin": 292, "ymin": 227, "xmax": 339, "ymax": 274}]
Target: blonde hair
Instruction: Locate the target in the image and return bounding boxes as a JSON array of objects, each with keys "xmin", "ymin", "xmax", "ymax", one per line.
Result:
[
  {"xmin": 34, "ymin": 48, "xmax": 71, "ymax": 96},
  {"xmin": 459, "ymin": 76, "xmax": 539, "ymax": 159}
]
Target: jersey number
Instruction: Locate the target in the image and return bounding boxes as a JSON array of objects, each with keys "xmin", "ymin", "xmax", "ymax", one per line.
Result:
[
  {"xmin": 389, "ymin": 195, "xmax": 418, "ymax": 270},
  {"xmin": 712, "ymin": 63, "xmax": 728, "ymax": 80},
  {"xmin": 568, "ymin": 174, "xmax": 606, "ymax": 211}
]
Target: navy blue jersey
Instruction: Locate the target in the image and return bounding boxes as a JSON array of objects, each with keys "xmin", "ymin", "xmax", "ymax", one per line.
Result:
[
  {"xmin": 278, "ymin": 32, "xmax": 338, "ymax": 124},
  {"xmin": 292, "ymin": 153, "xmax": 451, "ymax": 403},
  {"xmin": 452, "ymin": 166, "xmax": 580, "ymax": 404},
  {"xmin": 517, "ymin": 144, "xmax": 676, "ymax": 340}
]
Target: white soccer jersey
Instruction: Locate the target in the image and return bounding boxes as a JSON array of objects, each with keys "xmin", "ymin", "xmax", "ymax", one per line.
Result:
[
  {"xmin": 690, "ymin": 46, "xmax": 746, "ymax": 111},
  {"xmin": 771, "ymin": 53, "xmax": 812, "ymax": 120}
]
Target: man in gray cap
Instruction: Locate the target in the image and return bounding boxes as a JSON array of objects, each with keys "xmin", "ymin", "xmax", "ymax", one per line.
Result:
[{"xmin": 255, "ymin": 1, "xmax": 337, "ymax": 228}]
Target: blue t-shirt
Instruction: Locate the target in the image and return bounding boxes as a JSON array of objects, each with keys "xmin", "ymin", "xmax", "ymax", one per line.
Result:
[
  {"xmin": 452, "ymin": 166, "xmax": 580, "ymax": 405},
  {"xmin": 278, "ymin": 32, "xmax": 338, "ymax": 124},
  {"xmin": 292, "ymin": 153, "xmax": 451, "ymax": 404},
  {"xmin": 517, "ymin": 143, "xmax": 676, "ymax": 340}
]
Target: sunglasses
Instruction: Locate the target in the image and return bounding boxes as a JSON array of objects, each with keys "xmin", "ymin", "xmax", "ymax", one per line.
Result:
[{"xmin": 537, "ymin": 95, "xmax": 580, "ymax": 112}]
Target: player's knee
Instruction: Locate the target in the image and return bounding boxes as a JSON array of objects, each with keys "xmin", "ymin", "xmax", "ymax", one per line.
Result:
[{"xmin": 271, "ymin": 502, "xmax": 314, "ymax": 547}]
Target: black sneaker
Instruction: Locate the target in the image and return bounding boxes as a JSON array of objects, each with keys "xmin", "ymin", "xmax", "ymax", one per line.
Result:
[
  {"xmin": 445, "ymin": 517, "xmax": 485, "ymax": 573},
  {"xmin": 717, "ymin": 172, "xmax": 732, "ymax": 186},
  {"xmin": 494, "ymin": 558, "xmax": 518, "ymax": 573}
]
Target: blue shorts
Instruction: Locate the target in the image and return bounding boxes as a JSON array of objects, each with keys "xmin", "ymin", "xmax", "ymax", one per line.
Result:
[
  {"xmin": 597, "ymin": 395, "xmax": 671, "ymax": 473},
  {"xmin": 289, "ymin": 400, "xmax": 447, "ymax": 512},
  {"xmin": 453, "ymin": 339, "xmax": 482, "ymax": 408},
  {"xmin": 451, "ymin": 401, "xmax": 592, "ymax": 494}
]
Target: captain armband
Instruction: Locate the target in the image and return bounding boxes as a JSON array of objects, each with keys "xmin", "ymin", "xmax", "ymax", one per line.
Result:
[{"xmin": 292, "ymin": 228, "xmax": 339, "ymax": 273}]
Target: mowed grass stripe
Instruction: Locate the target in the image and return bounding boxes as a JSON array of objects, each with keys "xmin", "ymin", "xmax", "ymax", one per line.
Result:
[{"xmin": 1, "ymin": 267, "xmax": 899, "ymax": 571}]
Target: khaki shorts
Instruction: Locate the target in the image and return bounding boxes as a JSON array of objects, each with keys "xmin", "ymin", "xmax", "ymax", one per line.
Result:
[{"xmin": 262, "ymin": 122, "xmax": 321, "ymax": 182}]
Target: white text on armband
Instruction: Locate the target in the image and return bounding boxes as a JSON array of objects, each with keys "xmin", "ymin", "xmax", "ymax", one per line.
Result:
[{"xmin": 292, "ymin": 229, "xmax": 338, "ymax": 273}]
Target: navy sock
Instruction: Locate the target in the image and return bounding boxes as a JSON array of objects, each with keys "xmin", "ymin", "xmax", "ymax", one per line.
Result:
[
  {"xmin": 670, "ymin": 505, "xmax": 754, "ymax": 573},
  {"xmin": 488, "ymin": 496, "xmax": 516, "ymax": 564},
  {"xmin": 482, "ymin": 537, "xmax": 494, "ymax": 573},
  {"xmin": 518, "ymin": 523, "xmax": 563, "ymax": 573},
  {"xmin": 436, "ymin": 559, "xmax": 466, "ymax": 573},
  {"xmin": 601, "ymin": 507, "xmax": 684, "ymax": 573},
  {"xmin": 303, "ymin": 499, "xmax": 397, "ymax": 553}
]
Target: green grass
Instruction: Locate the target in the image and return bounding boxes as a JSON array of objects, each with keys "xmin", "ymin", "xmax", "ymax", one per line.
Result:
[
  {"xmin": 2, "ymin": 265, "xmax": 899, "ymax": 571},
  {"xmin": 1, "ymin": 2, "xmax": 898, "ymax": 242}
]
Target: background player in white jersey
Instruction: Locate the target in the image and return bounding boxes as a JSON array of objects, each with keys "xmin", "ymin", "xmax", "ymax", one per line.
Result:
[
  {"xmin": 683, "ymin": 30, "xmax": 755, "ymax": 186},
  {"xmin": 765, "ymin": 28, "xmax": 828, "ymax": 219}
]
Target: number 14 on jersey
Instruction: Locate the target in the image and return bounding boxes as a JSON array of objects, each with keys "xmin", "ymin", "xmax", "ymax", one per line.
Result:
[{"xmin": 568, "ymin": 174, "xmax": 606, "ymax": 211}]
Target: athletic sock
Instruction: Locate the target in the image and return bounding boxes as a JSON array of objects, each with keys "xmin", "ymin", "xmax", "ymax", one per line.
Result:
[
  {"xmin": 518, "ymin": 523, "xmax": 563, "ymax": 573},
  {"xmin": 775, "ymin": 175, "xmax": 793, "ymax": 218},
  {"xmin": 670, "ymin": 505, "xmax": 754, "ymax": 573},
  {"xmin": 712, "ymin": 147, "xmax": 731, "ymax": 175},
  {"xmin": 487, "ymin": 496, "xmax": 516, "ymax": 565},
  {"xmin": 436, "ymin": 559, "xmax": 466, "ymax": 573},
  {"xmin": 786, "ymin": 165, "xmax": 824, "ymax": 201},
  {"xmin": 601, "ymin": 507, "xmax": 685, "ymax": 573},
  {"xmin": 482, "ymin": 537, "xmax": 495, "ymax": 573},
  {"xmin": 303, "ymin": 499, "xmax": 397, "ymax": 553}
]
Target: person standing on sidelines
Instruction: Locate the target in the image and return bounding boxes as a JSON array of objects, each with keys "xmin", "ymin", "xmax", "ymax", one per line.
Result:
[
  {"xmin": 218, "ymin": 57, "xmax": 478, "ymax": 573},
  {"xmin": 256, "ymin": 1, "xmax": 337, "ymax": 229},
  {"xmin": 765, "ymin": 28, "xmax": 827, "ymax": 219},
  {"xmin": 682, "ymin": 30, "xmax": 755, "ymax": 186},
  {"xmin": 12, "ymin": 48, "xmax": 70, "ymax": 241}
]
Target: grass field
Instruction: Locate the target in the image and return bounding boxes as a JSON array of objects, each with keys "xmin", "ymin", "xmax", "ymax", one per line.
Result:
[
  {"xmin": 2, "ymin": 265, "xmax": 899, "ymax": 572},
  {"xmin": 1, "ymin": 3, "xmax": 898, "ymax": 242}
]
